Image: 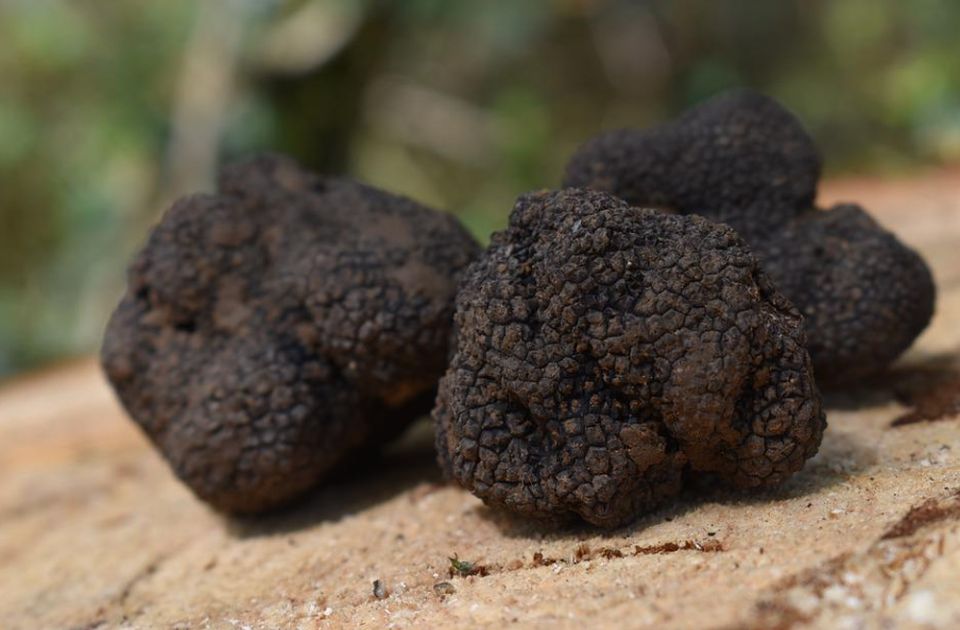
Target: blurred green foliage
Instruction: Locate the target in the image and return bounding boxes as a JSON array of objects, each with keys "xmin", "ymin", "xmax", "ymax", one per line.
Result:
[{"xmin": 2, "ymin": 0, "xmax": 960, "ymax": 376}]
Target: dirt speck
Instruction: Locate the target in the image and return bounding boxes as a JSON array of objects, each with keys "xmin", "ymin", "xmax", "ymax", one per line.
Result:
[{"xmin": 634, "ymin": 539, "xmax": 724, "ymax": 555}]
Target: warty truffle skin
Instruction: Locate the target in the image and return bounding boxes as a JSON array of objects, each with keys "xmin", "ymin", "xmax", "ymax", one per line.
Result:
[
  {"xmin": 758, "ymin": 204, "xmax": 936, "ymax": 384},
  {"xmin": 433, "ymin": 188, "xmax": 825, "ymax": 528},
  {"xmin": 563, "ymin": 89, "xmax": 935, "ymax": 384},
  {"xmin": 101, "ymin": 154, "xmax": 480, "ymax": 514}
]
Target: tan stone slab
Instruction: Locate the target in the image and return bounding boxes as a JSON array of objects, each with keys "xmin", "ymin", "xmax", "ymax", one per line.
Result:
[{"xmin": 1, "ymin": 172, "xmax": 959, "ymax": 629}]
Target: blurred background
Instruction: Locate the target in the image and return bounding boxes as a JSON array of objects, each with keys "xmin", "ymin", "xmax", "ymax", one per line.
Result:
[{"xmin": 2, "ymin": 0, "xmax": 960, "ymax": 378}]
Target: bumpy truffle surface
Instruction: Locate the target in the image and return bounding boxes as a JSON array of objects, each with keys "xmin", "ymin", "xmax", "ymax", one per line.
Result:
[
  {"xmin": 102, "ymin": 154, "xmax": 479, "ymax": 513},
  {"xmin": 433, "ymin": 189, "xmax": 825, "ymax": 527},
  {"xmin": 757, "ymin": 204, "xmax": 935, "ymax": 383},
  {"xmin": 563, "ymin": 89, "xmax": 935, "ymax": 383}
]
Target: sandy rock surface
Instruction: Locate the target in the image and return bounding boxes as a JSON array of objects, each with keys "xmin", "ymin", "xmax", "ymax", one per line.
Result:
[{"xmin": 1, "ymin": 171, "xmax": 959, "ymax": 629}]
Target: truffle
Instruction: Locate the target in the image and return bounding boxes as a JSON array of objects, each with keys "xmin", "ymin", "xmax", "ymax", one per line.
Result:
[
  {"xmin": 102, "ymin": 154, "xmax": 479, "ymax": 513},
  {"xmin": 563, "ymin": 89, "xmax": 935, "ymax": 384},
  {"xmin": 757, "ymin": 204, "xmax": 935, "ymax": 383},
  {"xmin": 433, "ymin": 189, "xmax": 825, "ymax": 527}
]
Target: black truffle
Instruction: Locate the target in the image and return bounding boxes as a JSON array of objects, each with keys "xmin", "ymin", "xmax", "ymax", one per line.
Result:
[
  {"xmin": 563, "ymin": 89, "xmax": 935, "ymax": 384},
  {"xmin": 101, "ymin": 154, "xmax": 480, "ymax": 513},
  {"xmin": 433, "ymin": 189, "xmax": 825, "ymax": 527}
]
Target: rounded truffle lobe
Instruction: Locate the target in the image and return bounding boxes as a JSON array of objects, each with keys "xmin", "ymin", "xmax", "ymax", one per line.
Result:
[
  {"xmin": 101, "ymin": 154, "xmax": 480, "ymax": 513},
  {"xmin": 433, "ymin": 189, "xmax": 825, "ymax": 527},
  {"xmin": 658, "ymin": 270, "xmax": 822, "ymax": 488},
  {"xmin": 756, "ymin": 204, "xmax": 936, "ymax": 384},
  {"xmin": 159, "ymin": 339, "xmax": 360, "ymax": 513},
  {"xmin": 563, "ymin": 89, "xmax": 822, "ymax": 240}
]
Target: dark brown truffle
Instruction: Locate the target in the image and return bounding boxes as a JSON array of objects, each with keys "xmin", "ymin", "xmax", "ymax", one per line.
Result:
[
  {"xmin": 563, "ymin": 89, "xmax": 935, "ymax": 384},
  {"xmin": 101, "ymin": 154, "xmax": 480, "ymax": 513},
  {"xmin": 433, "ymin": 188, "xmax": 825, "ymax": 528},
  {"xmin": 756, "ymin": 204, "xmax": 935, "ymax": 383}
]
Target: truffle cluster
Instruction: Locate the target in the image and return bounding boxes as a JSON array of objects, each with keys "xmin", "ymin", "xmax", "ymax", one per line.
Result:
[
  {"xmin": 433, "ymin": 189, "xmax": 825, "ymax": 527},
  {"xmin": 102, "ymin": 154, "xmax": 479, "ymax": 513},
  {"xmin": 563, "ymin": 89, "xmax": 935, "ymax": 384},
  {"xmin": 103, "ymin": 89, "xmax": 936, "ymax": 528}
]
